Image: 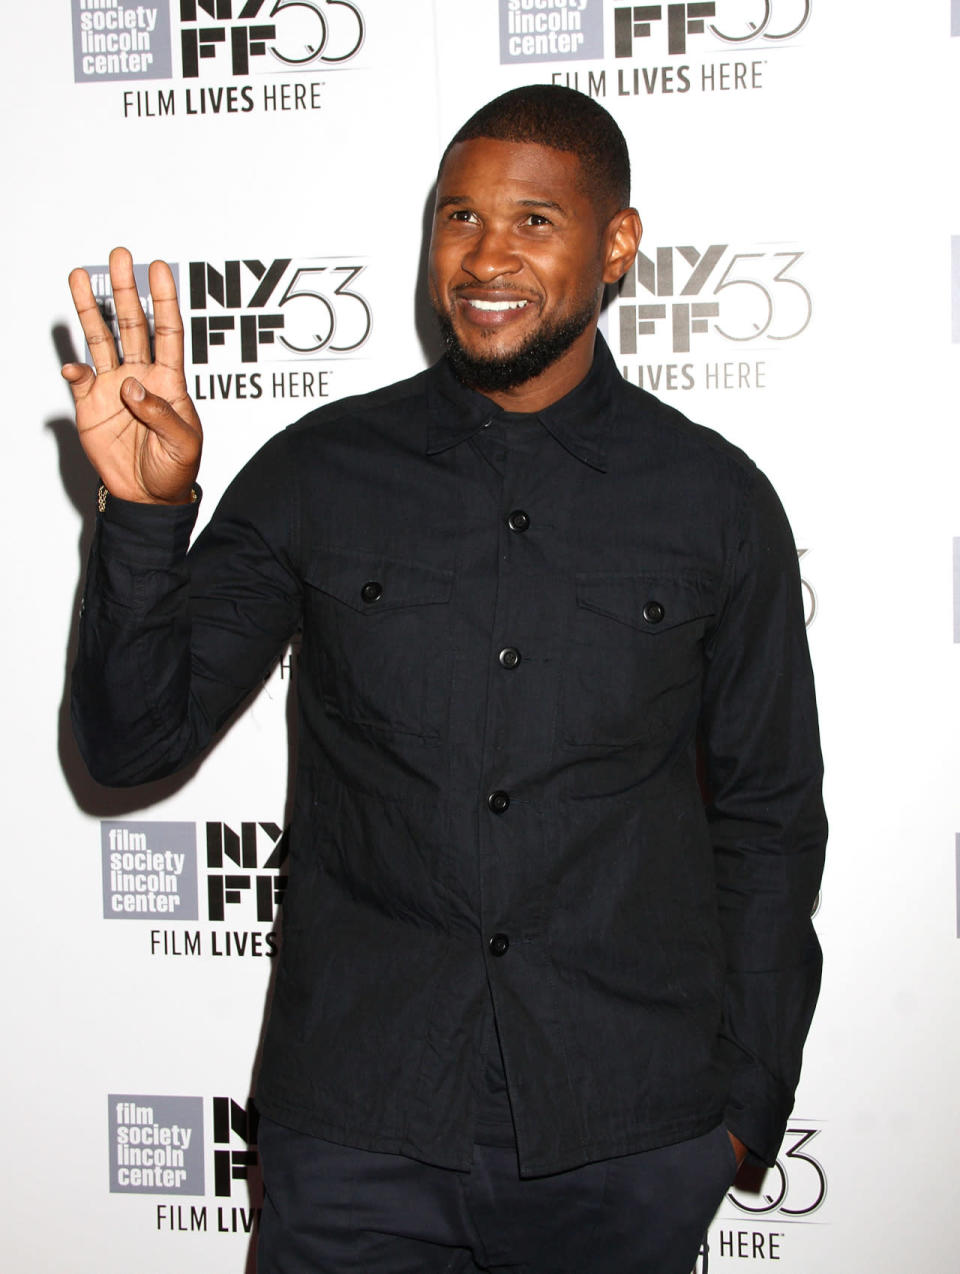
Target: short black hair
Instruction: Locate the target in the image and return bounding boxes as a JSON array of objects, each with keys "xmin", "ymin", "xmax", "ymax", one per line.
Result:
[{"xmin": 440, "ymin": 84, "xmax": 630, "ymax": 217}]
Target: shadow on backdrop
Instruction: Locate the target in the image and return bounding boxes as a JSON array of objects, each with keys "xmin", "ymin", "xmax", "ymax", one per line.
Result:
[{"xmin": 415, "ymin": 179, "xmax": 444, "ymax": 367}]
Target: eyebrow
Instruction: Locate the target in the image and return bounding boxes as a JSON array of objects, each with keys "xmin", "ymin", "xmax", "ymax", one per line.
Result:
[{"xmin": 435, "ymin": 195, "xmax": 568, "ymax": 215}]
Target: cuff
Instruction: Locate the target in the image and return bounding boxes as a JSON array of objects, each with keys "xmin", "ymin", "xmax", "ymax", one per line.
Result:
[{"xmin": 97, "ymin": 484, "xmax": 202, "ymax": 562}]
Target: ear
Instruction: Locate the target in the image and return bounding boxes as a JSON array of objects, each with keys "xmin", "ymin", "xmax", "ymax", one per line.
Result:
[{"xmin": 601, "ymin": 208, "xmax": 642, "ymax": 285}]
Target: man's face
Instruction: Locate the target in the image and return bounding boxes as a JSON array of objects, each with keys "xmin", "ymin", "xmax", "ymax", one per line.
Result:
[{"xmin": 428, "ymin": 138, "xmax": 611, "ymax": 396}]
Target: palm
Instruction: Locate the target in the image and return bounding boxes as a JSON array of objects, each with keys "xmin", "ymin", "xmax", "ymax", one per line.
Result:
[
  {"xmin": 75, "ymin": 357, "xmax": 198, "ymax": 498},
  {"xmin": 65, "ymin": 249, "xmax": 202, "ymax": 505}
]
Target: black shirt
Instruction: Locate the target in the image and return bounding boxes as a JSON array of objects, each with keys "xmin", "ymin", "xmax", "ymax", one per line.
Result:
[{"xmin": 73, "ymin": 336, "xmax": 826, "ymax": 1176}]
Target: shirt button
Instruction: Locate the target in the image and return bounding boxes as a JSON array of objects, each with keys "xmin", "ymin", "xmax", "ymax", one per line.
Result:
[
  {"xmin": 507, "ymin": 509, "xmax": 530, "ymax": 533},
  {"xmin": 487, "ymin": 790, "xmax": 510, "ymax": 814},
  {"xmin": 642, "ymin": 600, "xmax": 665, "ymax": 624},
  {"xmin": 498, "ymin": 647, "xmax": 521, "ymax": 669},
  {"xmin": 489, "ymin": 933, "xmax": 510, "ymax": 957},
  {"xmin": 361, "ymin": 580, "xmax": 383, "ymax": 604}
]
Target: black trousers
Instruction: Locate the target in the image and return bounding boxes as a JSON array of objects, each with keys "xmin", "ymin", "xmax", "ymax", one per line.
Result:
[{"xmin": 257, "ymin": 1117, "xmax": 736, "ymax": 1274}]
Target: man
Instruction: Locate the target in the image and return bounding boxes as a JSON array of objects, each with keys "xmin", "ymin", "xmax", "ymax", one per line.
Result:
[{"xmin": 67, "ymin": 86, "xmax": 826, "ymax": 1273}]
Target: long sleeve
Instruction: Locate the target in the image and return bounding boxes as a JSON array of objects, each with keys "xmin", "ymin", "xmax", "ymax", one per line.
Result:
[
  {"xmin": 71, "ymin": 432, "xmax": 303, "ymax": 786},
  {"xmin": 699, "ymin": 467, "xmax": 827, "ymax": 1166}
]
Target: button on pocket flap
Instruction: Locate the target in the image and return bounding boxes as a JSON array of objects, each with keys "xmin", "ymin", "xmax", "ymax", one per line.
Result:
[
  {"xmin": 575, "ymin": 571, "xmax": 716, "ymax": 633},
  {"xmin": 305, "ymin": 549, "xmax": 453, "ymax": 614}
]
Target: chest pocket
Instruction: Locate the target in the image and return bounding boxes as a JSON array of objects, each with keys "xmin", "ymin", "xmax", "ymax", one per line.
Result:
[
  {"xmin": 562, "ymin": 570, "xmax": 717, "ymax": 748},
  {"xmin": 303, "ymin": 548, "xmax": 454, "ymax": 741}
]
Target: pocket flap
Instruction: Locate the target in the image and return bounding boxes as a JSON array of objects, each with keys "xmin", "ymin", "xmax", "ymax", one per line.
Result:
[
  {"xmin": 305, "ymin": 548, "xmax": 453, "ymax": 614},
  {"xmin": 575, "ymin": 570, "xmax": 716, "ymax": 633}
]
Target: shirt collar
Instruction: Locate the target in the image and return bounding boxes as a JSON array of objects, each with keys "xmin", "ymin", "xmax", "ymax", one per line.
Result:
[{"xmin": 424, "ymin": 333, "xmax": 620, "ymax": 473}]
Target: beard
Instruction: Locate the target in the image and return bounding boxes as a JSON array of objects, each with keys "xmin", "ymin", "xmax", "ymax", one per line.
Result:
[{"xmin": 433, "ymin": 293, "xmax": 599, "ymax": 394}]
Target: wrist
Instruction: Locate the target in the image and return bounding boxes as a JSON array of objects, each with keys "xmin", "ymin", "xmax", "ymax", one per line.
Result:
[{"xmin": 98, "ymin": 484, "xmax": 198, "ymax": 512}]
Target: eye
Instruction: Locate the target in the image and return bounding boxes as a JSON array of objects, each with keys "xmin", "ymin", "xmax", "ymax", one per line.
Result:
[
  {"xmin": 524, "ymin": 213, "xmax": 552, "ymax": 227},
  {"xmin": 449, "ymin": 209, "xmax": 478, "ymax": 223}
]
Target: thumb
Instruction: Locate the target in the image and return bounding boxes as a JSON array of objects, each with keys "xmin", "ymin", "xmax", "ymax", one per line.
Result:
[
  {"xmin": 120, "ymin": 376, "xmax": 153, "ymax": 415},
  {"xmin": 121, "ymin": 376, "xmax": 147, "ymax": 404},
  {"xmin": 120, "ymin": 377, "xmax": 201, "ymax": 503},
  {"xmin": 120, "ymin": 376, "xmax": 192, "ymax": 448}
]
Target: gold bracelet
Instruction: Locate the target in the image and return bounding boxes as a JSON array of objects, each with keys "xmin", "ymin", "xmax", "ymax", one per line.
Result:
[{"xmin": 97, "ymin": 485, "xmax": 198, "ymax": 512}]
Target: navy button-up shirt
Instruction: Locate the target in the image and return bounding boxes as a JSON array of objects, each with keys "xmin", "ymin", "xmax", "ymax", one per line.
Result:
[{"xmin": 73, "ymin": 336, "xmax": 826, "ymax": 1176}]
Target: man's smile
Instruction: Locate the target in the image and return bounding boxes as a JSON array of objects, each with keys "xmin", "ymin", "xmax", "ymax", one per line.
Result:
[
  {"xmin": 464, "ymin": 298, "xmax": 529, "ymax": 311},
  {"xmin": 454, "ymin": 288, "xmax": 537, "ymax": 330}
]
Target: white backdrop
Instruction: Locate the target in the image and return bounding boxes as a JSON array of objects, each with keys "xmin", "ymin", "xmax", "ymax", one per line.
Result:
[{"xmin": 4, "ymin": 2, "xmax": 960, "ymax": 1269}]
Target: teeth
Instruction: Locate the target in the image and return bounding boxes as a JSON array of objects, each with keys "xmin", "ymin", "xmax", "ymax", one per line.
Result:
[{"xmin": 467, "ymin": 298, "xmax": 529, "ymax": 311}]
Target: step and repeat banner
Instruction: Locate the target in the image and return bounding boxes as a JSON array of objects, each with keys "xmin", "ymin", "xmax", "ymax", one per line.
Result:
[{"xmin": 5, "ymin": 2, "xmax": 960, "ymax": 1270}]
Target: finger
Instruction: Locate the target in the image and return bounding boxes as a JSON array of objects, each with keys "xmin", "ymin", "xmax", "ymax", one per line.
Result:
[
  {"xmin": 60, "ymin": 361, "xmax": 96, "ymax": 404},
  {"xmin": 110, "ymin": 245, "xmax": 152, "ymax": 365},
  {"xmin": 148, "ymin": 259, "xmax": 186, "ymax": 374},
  {"xmin": 68, "ymin": 265, "xmax": 119, "ymax": 375}
]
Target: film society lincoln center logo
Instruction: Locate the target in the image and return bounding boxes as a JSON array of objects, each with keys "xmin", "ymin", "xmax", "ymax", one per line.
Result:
[
  {"xmin": 102, "ymin": 821, "xmax": 198, "ymax": 919},
  {"xmin": 100, "ymin": 819, "xmax": 288, "ymax": 931},
  {"xmin": 72, "ymin": 0, "xmax": 173, "ymax": 82},
  {"xmin": 72, "ymin": 0, "xmax": 365, "ymax": 85},
  {"xmin": 110, "ymin": 1095, "xmax": 204, "ymax": 1194},
  {"xmin": 109, "ymin": 1094, "xmax": 261, "ymax": 1207}
]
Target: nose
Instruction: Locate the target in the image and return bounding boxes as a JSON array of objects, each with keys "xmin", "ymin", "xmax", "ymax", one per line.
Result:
[{"xmin": 460, "ymin": 224, "xmax": 521, "ymax": 282}]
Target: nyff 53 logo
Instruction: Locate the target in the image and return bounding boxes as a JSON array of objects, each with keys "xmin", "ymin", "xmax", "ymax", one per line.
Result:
[
  {"xmin": 618, "ymin": 243, "xmax": 811, "ymax": 355},
  {"xmin": 189, "ymin": 256, "xmax": 371, "ymax": 363},
  {"xmin": 85, "ymin": 256, "xmax": 370, "ymax": 364},
  {"xmin": 614, "ymin": 1, "xmax": 811, "ymax": 56},
  {"xmin": 206, "ymin": 821, "xmax": 288, "ymax": 923},
  {"xmin": 211, "ymin": 1096, "xmax": 260, "ymax": 1199},
  {"xmin": 726, "ymin": 1124, "xmax": 827, "ymax": 1217},
  {"xmin": 179, "ymin": 0, "xmax": 365, "ymax": 77}
]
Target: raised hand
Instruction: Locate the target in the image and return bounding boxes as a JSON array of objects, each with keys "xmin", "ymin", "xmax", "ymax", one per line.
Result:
[{"xmin": 62, "ymin": 246, "xmax": 202, "ymax": 505}]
